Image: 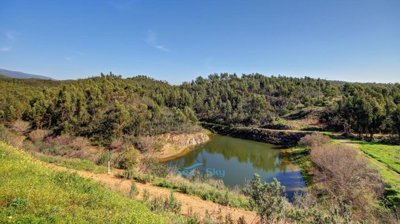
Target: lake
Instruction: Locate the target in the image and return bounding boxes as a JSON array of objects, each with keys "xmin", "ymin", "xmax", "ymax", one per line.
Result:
[{"xmin": 166, "ymin": 134, "xmax": 305, "ymax": 199}]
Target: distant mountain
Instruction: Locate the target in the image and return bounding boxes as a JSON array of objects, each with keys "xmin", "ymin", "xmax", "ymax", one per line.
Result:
[{"xmin": 0, "ymin": 68, "xmax": 53, "ymax": 80}]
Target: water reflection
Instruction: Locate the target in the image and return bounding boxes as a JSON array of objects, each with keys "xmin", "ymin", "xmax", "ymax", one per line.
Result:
[{"xmin": 166, "ymin": 134, "xmax": 305, "ymax": 199}]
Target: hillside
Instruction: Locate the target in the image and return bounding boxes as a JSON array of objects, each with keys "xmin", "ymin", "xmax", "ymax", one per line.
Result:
[
  {"xmin": 1, "ymin": 73, "xmax": 399, "ymax": 146},
  {"xmin": 0, "ymin": 141, "xmax": 164, "ymax": 223},
  {"xmin": 0, "ymin": 68, "xmax": 53, "ymax": 80}
]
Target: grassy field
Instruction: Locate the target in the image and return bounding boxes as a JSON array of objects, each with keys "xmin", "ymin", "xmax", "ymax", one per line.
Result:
[
  {"xmin": 355, "ymin": 141, "xmax": 400, "ymax": 205},
  {"xmin": 0, "ymin": 141, "xmax": 165, "ymax": 224},
  {"xmin": 328, "ymin": 137, "xmax": 400, "ymax": 206},
  {"xmin": 357, "ymin": 142, "xmax": 400, "ymax": 174}
]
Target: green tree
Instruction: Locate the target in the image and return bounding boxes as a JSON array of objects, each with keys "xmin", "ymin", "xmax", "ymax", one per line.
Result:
[{"xmin": 244, "ymin": 174, "xmax": 287, "ymax": 223}]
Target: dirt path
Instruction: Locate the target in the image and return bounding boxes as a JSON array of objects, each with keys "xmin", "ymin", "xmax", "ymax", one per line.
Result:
[{"xmin": 47, "ymin": 164, "xmax": 258, "ymax": 223}]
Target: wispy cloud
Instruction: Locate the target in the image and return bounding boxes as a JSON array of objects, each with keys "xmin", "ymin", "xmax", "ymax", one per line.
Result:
[
  {"xmin": 0, "ymin": 31, "xmax": 18, "ymax": 53},
  {"xmin": 6, "ymin": 31, "xmax": 16, "ymax": 41},
  {"xmin": 146, "ymin": 30, "xmax": 169, "ymax": 52},
  {"xmin": 0, "ymin": 46, "xmax": 12, "ymax": 52}
]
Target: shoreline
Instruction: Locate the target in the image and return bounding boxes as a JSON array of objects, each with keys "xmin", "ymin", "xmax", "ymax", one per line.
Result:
[
  {"xmin": 150, "ymin": 130, "xmax": 212, "ymax": 161},
  {"xmin": 201, "ymin": 122, "xmax": 310, "ymax": 147}
]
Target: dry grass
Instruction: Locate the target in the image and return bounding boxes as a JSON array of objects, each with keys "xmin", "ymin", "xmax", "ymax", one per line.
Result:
[
  {"xmin": 10, "ymin": 120, "xmax": 30, "ymax": 133},
  {"xmin": 28, "ymin": 129, "xmax": 50, "ymax": 142},
  {"xmin": 299, "ymin": 132, "xmax": 330, "ymax": 148}
]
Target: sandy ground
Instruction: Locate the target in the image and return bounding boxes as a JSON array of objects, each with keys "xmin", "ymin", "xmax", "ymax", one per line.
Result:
[{"xmin": 47, "ymin": 164, "xmax": 258, "ymax": 223}]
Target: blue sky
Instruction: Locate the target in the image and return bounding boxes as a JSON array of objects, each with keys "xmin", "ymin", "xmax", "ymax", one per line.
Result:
[{"xmin": 0, "ymin": 0, "xmax": 399, "ymax": 83}]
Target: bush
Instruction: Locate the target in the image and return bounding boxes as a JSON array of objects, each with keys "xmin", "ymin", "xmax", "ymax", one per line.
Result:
[
  {"xmin": 110, "ymin": 138, "xmax": 124, "ymax": 151},
  {"xmin": 310, "ymin": 144, "xmax": 385, "ymax": 221},
  {"xmin": 70, "ymin": 137, "xmax": 91, "ymax": 151},
  {"xmin": 136, "ymin": 136, "xmax": 154, "ymax": 152},
  {"xmin": 140, "ymin": 157, "xmax": 169, "ymax": 178},
  {"xmin": 10, "ymin": 120, "xmax": 30, "ymax": 133},
  {"xmin": 244, "ymin": 174, "xmax": 288, "ymax": 223},
  {"xmin": 149, "ymin": 191, "xmax": 181, "ymax": 214},
  {"xmin": 46, "ymin": 134, "xmax": 72, "ymax": 145},
  {"xmin": 115, "ymin": 147, "xmax": 140, "ymax": 169},
  {"xmin": 96, "ymin": 151, "xmax": 110, "ymax": 165},
  {"xmin": 0, "ymin": 125, "xmax": 25, "ymax": 148},
  {"xmin": 122, "ymin": 169, "xmax": 154, "ymax": 184},
  {"xmin": 298, "ymin": 132, "xmax": 330, "ymax": 149},
  {"xmin": 28, "ymin": 129, "xmax": 49, "ymax": 142},
  {"xmin": 129, "ymin": 182, "xmax": 138, "ymax": 198},
  {"xmin": 143, "ymin": 189, "xmax": 150, "ymax": 202}
]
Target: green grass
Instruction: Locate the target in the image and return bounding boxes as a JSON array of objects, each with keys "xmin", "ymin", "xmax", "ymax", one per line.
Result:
[
  {"xmin": 355, "ymin": 141, "xmax": 400, "ymax": 206},
  {"xmin": 30, "ymin": 150, "xmax": 251, "ymax": 210},
  {"xmin": 282, "ymin": 147, "xmax": 312, "ymax": 185},
  {"xmin": 33, "ymin": 152, "xmax": 108, "ymax": 174},
  {"xmin": 356, "ymin": 142, "xmax": 400, "ymax": 174},
  {"xmin": 330, "ymin": 138, "xmax": 400, "ymax": 206},
  {"xmin": 121, "ymin": 169, "xmax": 250, "ymax": 210},
  {"xmin": 0, "ymin": 141, "xmax": 165, "ymax": 224}
]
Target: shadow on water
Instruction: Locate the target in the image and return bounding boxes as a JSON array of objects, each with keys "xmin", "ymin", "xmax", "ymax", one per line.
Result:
[{"xmin": 166, "ymin": 134, "xmax": 306, "ymax": 201}]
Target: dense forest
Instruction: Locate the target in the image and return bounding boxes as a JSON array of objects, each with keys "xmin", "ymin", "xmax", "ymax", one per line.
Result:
[
  {"xmin": 1, "ymin": 73, "xmax": 400, "ymax": 146},
  {"xmin": 0, "ymin": 74, "xmax": 198, "ymax": 146}
]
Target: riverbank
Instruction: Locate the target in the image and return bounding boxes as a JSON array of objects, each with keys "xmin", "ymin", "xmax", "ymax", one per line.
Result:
[
  {"xmin": 201, "ymin": 122, "xmax": 310, "ymax": 147},
  {"xmin": 149, "ymin": 130, "xmax": 211, "ymax": 161}
]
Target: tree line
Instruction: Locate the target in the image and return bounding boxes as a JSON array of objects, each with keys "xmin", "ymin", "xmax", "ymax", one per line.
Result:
[
  {"xmin": 1, "ymin": 72, "xmax": 399, "ymax": 145},
  {"xmin": 0, "ymin": 74, "xmax": 198, "ymax": 145}
]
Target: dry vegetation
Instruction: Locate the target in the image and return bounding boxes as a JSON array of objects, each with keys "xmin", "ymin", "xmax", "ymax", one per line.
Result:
[
  {"xmin": 295, "ymin": 133, "xmax": 398, "ymax": 223},
  {"xmin": 298, "ymin": 132, "xmax": 330, "ymax": 148}
]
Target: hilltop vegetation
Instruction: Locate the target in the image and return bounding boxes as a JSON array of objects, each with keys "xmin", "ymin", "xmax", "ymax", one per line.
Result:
[
  {"xmin": 1, "ymin": 73, "xmax": 399, "ymax": 147},
  {"xmin": 0, "ymin": 74, "xmax": 199, "ymax": 147}
]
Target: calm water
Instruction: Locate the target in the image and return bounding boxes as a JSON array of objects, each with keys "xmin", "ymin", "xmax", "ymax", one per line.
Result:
[{"xmin": 166, "ymin": 134, "xmax": 305, "ymax": 199}]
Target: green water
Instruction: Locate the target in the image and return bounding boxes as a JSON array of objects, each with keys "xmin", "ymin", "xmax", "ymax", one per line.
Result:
[{"xmin": 167, "ymin": 134, "xmax": 305, "ymax": 198}]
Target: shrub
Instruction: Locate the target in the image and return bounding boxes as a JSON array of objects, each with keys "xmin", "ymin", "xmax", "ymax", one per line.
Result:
[
  {"xmin": 129, "ymin": 182, "xmax": 138, "ymax": 198},
  {"xmin": 28, "ymin": 129, "xmax": 49, "ymax": 142},
  {"xmin": 0, "ymin": 125, "xmax": 25, "ymax": 148},
  {"xmin": 298, "ymin": 132, "xmax": 330, "ymax": 149},
  {"xmin": 96, "ymin": 151, "xmax": 110, "ymax": 165},
  {"xmin": 10, "ymin": 120, "xmax": 30, "ymax": 133},
  {"xmin": 167, "ymin": 191, "xmax": 182, "ymax": 214},
  {"xmin": 122, "ymin": 169, "xmax": 154, "ymax": 184},
  {"xmin": 143, "ymin": 189, "xmax": 150, "ymax": 202},
  {"xmin": 115, "ymin": 147, "xmax": 140, "ymax": 169},
  {"xmin": 237, "ymin": 216, "xmax": 246, "ymax": 224},
  {"xmin": 244, "ymin": 174, "xmax": 288, "ymax": 223},
  {"xmin": 136, "ymin": 136, "xmax": 154, "ymax": 152},
  {"xmin": 46, "ymin": 134, "xmax": 72, "ymax": 145},
  {"xmin": 70, "ymin": 137, "xmax": 91, "ymax": 151},
  {"xmin": 186, "ymin": 208, "xmax": 201, "ymax": 224},
  {"xmin": 149, "ymin": 191, "xmax": 182, "ymax": 214},
  {"xmin": 140, "ymin": 157, "xmax": 169, "ymax": 178},
  {"xmin": 310, "ymin": 144, "xmax": 385, "ymax": 221},
  {"xmin": 110, "ymin": 138, "xmax": 124, "ymax": 151}
]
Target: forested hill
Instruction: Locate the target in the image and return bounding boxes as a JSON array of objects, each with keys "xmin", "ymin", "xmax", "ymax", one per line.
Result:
[
  {"xmin": 0, "ymin": 74, "xmax": 198, "ymax": 145},
  {"xmin": 1, "ymin": 73, "xmax": 399, "ymax": 146}
]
